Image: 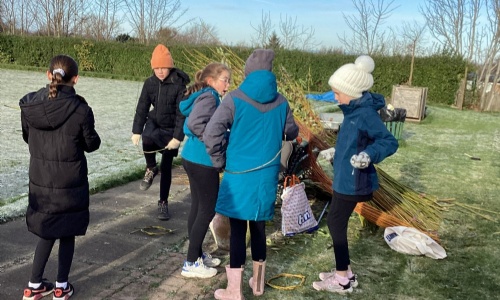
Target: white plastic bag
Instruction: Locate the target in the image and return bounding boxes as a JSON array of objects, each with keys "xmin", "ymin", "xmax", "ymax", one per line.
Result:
[
  {"xmin": 384, "ymin": 226, "xmax": 446, "ymax": 259},
  {"xmin": 281, "ymin": 175, "xmax": 318, "ymax": 236}
]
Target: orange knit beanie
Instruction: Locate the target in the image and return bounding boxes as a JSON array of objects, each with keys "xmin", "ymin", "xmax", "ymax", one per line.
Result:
[{"xmin": 150, "ymin": 44, "xmax": 174, "ymax": 69}]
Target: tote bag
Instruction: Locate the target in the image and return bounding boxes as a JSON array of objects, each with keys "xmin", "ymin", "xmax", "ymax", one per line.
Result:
[{"xmin": 281, "ymin": 175, "xmax": 318, "ymax": 236}]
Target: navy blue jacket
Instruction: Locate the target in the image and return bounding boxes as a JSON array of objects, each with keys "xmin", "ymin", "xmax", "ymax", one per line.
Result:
[{"xmin": 333, "ymin": 92, "xmax": 398, "ymax": 198}]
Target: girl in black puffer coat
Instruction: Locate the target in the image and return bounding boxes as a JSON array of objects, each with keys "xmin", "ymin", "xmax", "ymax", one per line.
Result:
[{"xmin": 19, "ymin": 55, "xmax": 100, "ymax": 300}]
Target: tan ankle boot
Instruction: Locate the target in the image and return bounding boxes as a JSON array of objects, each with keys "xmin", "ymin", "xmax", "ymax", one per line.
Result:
[
  {"xmin": 214, "ymin": 265, "xmax": 245, "ymax": 300},
  {"xmin": 248, "ymin": 260, "xmax": 266, "ymax": 296}
]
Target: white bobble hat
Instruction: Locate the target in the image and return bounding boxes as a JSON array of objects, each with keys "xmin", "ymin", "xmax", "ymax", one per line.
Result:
[{"xmin": 328, "ymin": 55, "xmax": 375, "ymax": 99}]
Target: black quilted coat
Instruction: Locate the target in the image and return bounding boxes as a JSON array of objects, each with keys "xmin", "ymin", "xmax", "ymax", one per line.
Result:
[
  {"xmin": 19, "ymin": 85, "xmax": 101, "ymax": 239},
  {"xmin": 132, "ymin": 68, "xmax": 190, "ymax": 146}
]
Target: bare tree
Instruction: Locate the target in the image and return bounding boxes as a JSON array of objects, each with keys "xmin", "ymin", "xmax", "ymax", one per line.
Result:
[
  {"xmin": 401, "ymin": 21, "xmax": 427, "ymax": 85},
  {"xmin": 250, "ymin": 10, "xmax": 274, "ymax": 48},
  {"xmin": 250, "ymin": 10, "xmax": 318, "ymax": 50},
  {"xmin": 420, "ymin": 0, "xmax": 481, "ymax": 57},
  {"xmin": 1, "ymin": 0, "xmax": 47, "ymax": 35},
  {"xmin": 278, "ymin": 14, "xmax": 318, "ymax": 50},
  {"xmin": 82, "ymin": 0, "xmax": 124, "ymax": 40},
  {"xmin": 123, "ymin": 0, "xmax": 187, "ymax": 45},
  {"xmin": 339, "ymin": 0, "xmax": 399, "ymax": 55},
  {"xmin": 17, "ymin": 0, "xmax": 38, "ymax": 35},
  {"xmin": 173, "ymin": 19, "xmax": 220, "ymax": 45},
  {"xmin": 156, "ymin": 27, "xmax": 179, "ymax": 44},
  {"xmin": 30, "ymin": 0, "xmax": 89, "ymax": 37},
  {"xmin": 382, "ymin": 28, "xmax": 407, "ymax": 56},
  {"xmin": 1, "ymin": 0, "xmax": 16, "ymax": 34},
  {"xmin": 420, "ymin": 0, "xmax": 483, "ymax": 109}
]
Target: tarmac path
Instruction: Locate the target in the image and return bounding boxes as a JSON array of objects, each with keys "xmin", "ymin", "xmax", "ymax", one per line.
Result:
[{"xmin": 0, "ymin": 167, "xmax": 229, "ymax": 300}]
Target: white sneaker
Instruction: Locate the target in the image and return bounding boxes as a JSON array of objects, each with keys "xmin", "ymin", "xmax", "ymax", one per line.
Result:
[
  {"xmin": 319, "ymin": 271, "xmax": 358, "ymax": 287},
  {"xmin": 312, "ymin": 273, "xmax": 352, "ymax": 294},
  {"xmin": 181, "ymin": 257, "xmax": 217, "ymax": 278},
  {"xmin": 202, "ymin": 252, "xmax": 221, "ymax": 267}
]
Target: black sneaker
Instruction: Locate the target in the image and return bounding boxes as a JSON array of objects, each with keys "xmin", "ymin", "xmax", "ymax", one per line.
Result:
[
  {"xmin": 53, "ymin": 282, "xmax": 74, "ymax": 300},
  {"xmin": 140, "ymin": 167, "xmax": 158, "ymax": 191},
  {"xmin": 23, "ymin": 279, "xmax": 54, "ymax": 300},
  {"xmin": 157, "ymin": 200, "xmax": 170, "ymax": 220}
]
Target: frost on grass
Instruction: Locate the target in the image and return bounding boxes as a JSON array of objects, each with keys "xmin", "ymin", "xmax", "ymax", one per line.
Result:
[
  {"xmin": 0, "ymin": 69, "xmax": 146, "ymax": 220},
  {"xmin": 382, "ymin": 106, "xmax": 499, "ymax": 200},
  {"xmin": 0, "ymin": 196, "xmax": 28, "ymax": 223}
]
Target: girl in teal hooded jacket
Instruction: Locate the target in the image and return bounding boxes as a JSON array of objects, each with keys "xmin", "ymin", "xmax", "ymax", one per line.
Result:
[
  {"xmin": 179, "ymin": 63, "xmax": 231, "ymax": 279},
  {"xmin": 204, "ymin": 49, "xmax": 299, "ymax": 298}
]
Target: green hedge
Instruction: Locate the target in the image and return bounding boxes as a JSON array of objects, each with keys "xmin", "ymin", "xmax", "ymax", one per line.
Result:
[{"xmin": 0, "ymin": 34, "xmax": 466, "ymax": 104}]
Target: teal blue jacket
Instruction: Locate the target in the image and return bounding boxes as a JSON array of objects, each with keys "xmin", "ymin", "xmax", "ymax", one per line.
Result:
[
  {"xmin": 180, "ymin": 87, "xmax": 220, "ymax": 167},
  {"xmin": 203, "ymin": 71, "xmax": 299, "ymax": 221}
]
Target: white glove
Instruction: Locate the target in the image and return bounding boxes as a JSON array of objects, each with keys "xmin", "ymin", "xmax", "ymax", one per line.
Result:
[
  {"xmin": 350, "ymin": 151, "xmax": 371, "ymax": 169},
  {"xmin": 131, "ymin": 134, "xmax": 141, "ymax": 146},
  {"xmin": 165, "ymin": 138, "xmax": 181, "ymax": 150},
  {"xmin": 319, "ymin": 147, "xmax": 335, "ymax": 163}
]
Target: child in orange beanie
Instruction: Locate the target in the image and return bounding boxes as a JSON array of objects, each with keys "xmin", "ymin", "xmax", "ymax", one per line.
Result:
[{"xmin": 131, "ymin": 44, "xmax": 190, "ymax": 220}]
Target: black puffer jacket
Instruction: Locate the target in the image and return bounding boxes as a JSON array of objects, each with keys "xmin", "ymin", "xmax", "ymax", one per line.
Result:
[
  {"xmin": 19, "ymin": 85, "xmax": 101, "ymax": 239},
  {"xmin": 132, "ymin": 68, "xmax": 190, "ymax": 146}
]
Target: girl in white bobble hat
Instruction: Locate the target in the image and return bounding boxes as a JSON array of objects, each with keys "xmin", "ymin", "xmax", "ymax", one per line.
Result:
[{"xmin": 312, "ymin": 55, "xmax": 399, "ymax": 294}]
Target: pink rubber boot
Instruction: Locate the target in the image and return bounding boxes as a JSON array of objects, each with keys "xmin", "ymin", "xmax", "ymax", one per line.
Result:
[
  {"xmin": 248, "ymin": 260, "xmax": 266, "ymax": 296},
  {"xmin": 214, "ymin": 265, "xmax": 245, "ymax": 300}
]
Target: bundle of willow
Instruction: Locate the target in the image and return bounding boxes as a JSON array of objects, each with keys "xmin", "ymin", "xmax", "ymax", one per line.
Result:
[
  {"xmin": 180, "ymin": 47, "xmax": 444, "ymax": 241},
  {"xmin": 373, "ymin": 167, "xmax": 443, "ymax": 236}
]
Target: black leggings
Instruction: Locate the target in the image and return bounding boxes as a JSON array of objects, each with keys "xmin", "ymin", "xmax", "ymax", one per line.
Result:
[
  {"xmin": 182, "ymin": 159, "xmax": 219, "ymax": 262},
  {"xmin": 142, "ymin": 136, "xmax": 176, "ymax": 201},
  {"xmin": 229, "ymin": 218, "xmax": 266, "ymax": 268},
  {"xmin": 326, "ymin": 196, "xmax": 357, "ymax": 271},
  {"xmin": 30, "ymin": 236, "xmax": 75, "ymax": 283}
]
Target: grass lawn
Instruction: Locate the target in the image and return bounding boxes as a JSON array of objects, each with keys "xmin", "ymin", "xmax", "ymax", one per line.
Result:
[
  {"xmin": 1, "ymin": 68, "xmax": 499, "ymax": 299},
  {"xmin": 0, "ymin": 68, "xmax": 152, "ymax": 222},
  {"xmin": 243, "ymin": 105, "xmax": 500, "ymax": 299}
]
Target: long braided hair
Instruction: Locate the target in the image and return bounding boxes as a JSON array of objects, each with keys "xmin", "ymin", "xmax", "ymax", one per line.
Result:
[{"xmin": 48, "ymin": 55, "xmax": 79, "ymax": 99}]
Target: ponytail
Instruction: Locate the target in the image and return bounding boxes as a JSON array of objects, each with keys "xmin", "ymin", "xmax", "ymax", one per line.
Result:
[
  {"xmin": 185, "ymin": 70, "xmax": 209, "ymax": 96},
  {"xmin": 184, "ymin": 63, "xmax": 230, "ymax": 97},
  {"xmin": 48, "ymin": 55, "xmax": 79, "ymax": 99},
  {"xmin": 49, "ymin": 69, "xmax": 65, "ymax": 99}
]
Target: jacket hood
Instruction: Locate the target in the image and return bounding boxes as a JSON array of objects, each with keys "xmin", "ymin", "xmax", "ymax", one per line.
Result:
[
  {"xmin": 339, "ymin": 92, "xmax": 385, "ymax": 114},
  {"xmin": 19, "ymin": 85, "xmax": 81, "ymax": 130},
  {"xmin": 179, "ymin": 87, "xmax": 215, "ymax": 116},
  {"xmin": 239, "ymin": 70, "xmax": 278, "ymax": 104}
]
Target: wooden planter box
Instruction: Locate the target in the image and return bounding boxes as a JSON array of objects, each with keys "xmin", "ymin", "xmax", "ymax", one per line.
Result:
[{"xmin": 389, "ymin": 85, "xmax": 427, "ymax": 122}]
